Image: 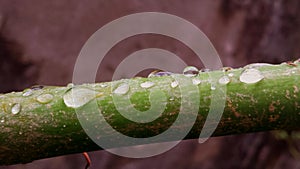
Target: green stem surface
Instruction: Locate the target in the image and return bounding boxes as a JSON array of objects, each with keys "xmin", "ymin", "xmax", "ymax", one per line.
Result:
[{"xmin": 0, "ymin": 61, "xmax": 299, "ymax": 165}]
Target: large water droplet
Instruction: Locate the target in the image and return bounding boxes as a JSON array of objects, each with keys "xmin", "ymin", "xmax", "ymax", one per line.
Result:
[
  {"xmin": 183, "ymin": 66, "xmax": 199, "ymax": 77},
  {"xmin": 171, "ymin": 81, "xmax": 179, "ymax": 88},
  {"xmin": 37, "ymin": 94, "xmax": 54, "ymax": 104},
  {"xmin": 63, "ymin": 87, "xmax": 96, "ymax": 108},
  {"xmin": 148, "ymin": 70, "xmax": 173, "ymax": 78},
  {"xmin": 113, "ymin": 83, "xmax": 129, "ymax": 95},
  {"xmin": 218, "ymin": 75, "xmax": 230, "ymax": 85},
  {"xmin": 22, "ymin": 89, "xmax": 33, "ymax": 97},
  {"xmin": 239, "ymin": 68, "xmax": 264, "ymax": 84},
  {"xmin": 192, "ymin": 78, "xmax": 201, "ymax": 85},
  {"xmin": 140, "ymin": 81, "xmax": 154, "ymax": 88},
  {"xmin": 11, "ymin": 103, "xmax": 21, "ymax": 115}
]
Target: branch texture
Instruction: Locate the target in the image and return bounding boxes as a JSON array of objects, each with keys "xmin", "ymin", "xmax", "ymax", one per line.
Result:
[{"xmin": 0, "ymin": 60, "xmax": 299, "ymax": 165}]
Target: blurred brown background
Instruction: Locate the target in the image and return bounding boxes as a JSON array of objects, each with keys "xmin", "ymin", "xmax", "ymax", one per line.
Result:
[{"xmin": 0, "ymin": 0, "xmax": 300, "ymax": 169}]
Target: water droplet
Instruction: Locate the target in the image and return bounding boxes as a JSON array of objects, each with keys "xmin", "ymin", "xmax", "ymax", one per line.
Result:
[
  {"xmin": 19, "ymin": 131, "xmax": 23, "ymax": 135},
  {"xmin": 22, "ymin": 89, "xmax": 33, "ymax": 97},
  {"xmin": 63, "ymin": 125, "xmax": 66, "ymax": 128},
  {"xmin": 11, "ymin": 103, "xmax": 21, "ymax": 115},
  {"xmin": 239, "ymin": 68, "xmax": 264, "ymax": 84},
  {"xmin": 67, "ymin": 83, "xmax": 74, "ymax": 88},
  {"xmin": 245, "ymin": 63, "xmax": 273, "ymax": 69},
  {"xmin": 218, "ymin": 76, "xmax": 230, "ymax": 85},
  {"xmin": 37, "ymin": 94, "xmax": 54, "ymax": 104},
  {"xmin": 171, "ymin": 81, "xmax": 178, "ymax": 88},
  {"xmin": 192, "ymin": 78, "xmax": 201, "ymax": 85},
  {"xmin": 183, "ymin": 66, "xmax": 199, "ymax": 77},
  {"xmin": 148, "ymin": 70, "xmax": 173, "ymax": 78},
  {"xmin": 30, "ymin": 85, "xmax": 44, "ymax": 90},
  {"xmin": 0, "ymin": 118, "xmax": 5, "ymax": 123},
  {"xmin": 200, "ymin": 68, "xmax": 210, "ymax": 72},
  {"xmin": 211, "ymin": 85, "xmax": 216, "ymax": 90},
  {"xmin": 114, "ymin": 83, "xmax": 129, "ymax": 95},
  {"xmin": 140, "ymin": 81, "xmax": 154, "ymax": 88},
  {"xmin": 228, "ymin": 73, "xmax": 234, "ymax": 77},
  {"xmin": 100, "ymin": 84, "xmax": 107, "ymax": 88},
  {"xmin": 63, "ymin": 87, "xmax": 96, "ymax": 108}
]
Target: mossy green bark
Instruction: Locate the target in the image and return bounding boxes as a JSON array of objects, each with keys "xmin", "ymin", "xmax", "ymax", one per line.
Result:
[{"xmin": 0, "ymin": 61, "xmax": 299, "ymax": 165}]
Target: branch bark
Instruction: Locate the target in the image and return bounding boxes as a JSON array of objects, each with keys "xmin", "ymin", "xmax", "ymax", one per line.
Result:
[{"xmin": 0, "ymin": 60, "xmax": 299, "ymax": 165}]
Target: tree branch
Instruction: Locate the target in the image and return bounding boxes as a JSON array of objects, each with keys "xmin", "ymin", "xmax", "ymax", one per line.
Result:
[{"xmin": 0, "ymin": 60, "xmax": 299, "ymax": 165}]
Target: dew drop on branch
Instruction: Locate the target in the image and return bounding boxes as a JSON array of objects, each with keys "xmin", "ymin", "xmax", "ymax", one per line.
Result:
[
  {"xmin": 218, "ymin": 75, "xmax": 230, "ymax": 85},
  {"xmin": 171, "ymin": 81, "xmax": 179, "ymax": 88},
  {"xmin": 192, "ymin": 78, "xmax": 201, "ymax": 85},
  {"xmin": 183, "ymin": 66, "xmax": 199, "ymax": 77},
  {"xmin": 37, "ymin": 94, "xmax": 54, "ymax": 104},
  {"xmin": 140, "ymin": 81, "xmax": 155, "ymax": 89},
  {"xmin": 63, "ymin": 87, "xmax": 96, "ymax": 108},
  {"xmin": 148, "ymin": 70, "xmax": 173, "ymax": 78},
  {"xmin": 113, "ymin": 83, "xmax": 129, "ymax": 95},
  {"xmin": 239, "ymin": 68, "xmax": 264, "ymax": 84},
  {"xmin": 22, "ymin": 89, "xmax": 33, "ymax": 97},
  {"xmin": 228, "ymin": 73, "xmax": 234, "ymax": 77},
  {"xmin": 211, "ymin": 85, "xmax": 216, "ymax": 90},
  {"xmin": 11, "ymin": 103, "xmax": 21, "ymax": 115}
]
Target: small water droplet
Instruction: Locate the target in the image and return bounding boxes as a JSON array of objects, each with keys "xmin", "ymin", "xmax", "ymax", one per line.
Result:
[
  {"xmin": 200, "ymin": 68, "xmax": 210, "ymax": 72},
  {"xmin": 11, "ymin": 103, "xmax": 21, "ymax": 115},
  {"xmin": 37, "ymin": 94, "xmax": 54, "ymax": 104},
  {"xmin": 22, "ymin": 89, "xmax": 33, "ymax": 97},
  {"xmin": 63, "ymin": 87, "xmax": 96, "ymax": 108},
  {"xmin": 67, "ymin": 83, "xmax": 74, "ymax": 88},
  {"xmin": 171, "ymin": 81, "xmax": 178, "ymax": 88},
  {"xmin": 239, "ymin": 68, "xmax": 264, "ymax": 84},
  {"xmin": 63, "ymin": 125, "xmax": 66, "ymax": 128},
  {"xmin": 211, "ymin": 85, "xmax": 216, "ymax": 90},
  {"xmin": 140, "ymin": 81, "xmax": 155, "ymax": 88},
  {"xmin": 100, "ymin": 84, "xmax": 107, "ymax": 88},
  {"xmin": 192, "ymin": 78, "xmax": 201, "ymax": 85},
  {"xmin": 228, "ymin": 73, "xmax": 234, "ymax": 77},
  {"xmin": 148, "ymin": 70, "xmax": 173, "ymax": 78},
  {"xmin": 19, "ymin": 131, "xmax": 23, "ymax": 135},
  {"xmin": 183, "ymin": 66, "xmax": 199, "ymax": 77},
  {"xmin": 218, "ymin": 76, "xmax": 230, "ymax": 85},
  {"xmin": 0, "ymin": 118, "xmax": 5, "ymax": 123},
  {"xmin": 30, "ymin": 85, "xmax": 44, "ymax": 90},
  {"xmin": 113, "ymin": 83, "xmax": 129, "ymax": 95}
]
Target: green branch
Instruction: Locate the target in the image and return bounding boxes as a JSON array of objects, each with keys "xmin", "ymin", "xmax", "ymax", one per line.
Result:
[{"xmin": 0, "ymin": 60, "xmax": 299, "ymax": 165}]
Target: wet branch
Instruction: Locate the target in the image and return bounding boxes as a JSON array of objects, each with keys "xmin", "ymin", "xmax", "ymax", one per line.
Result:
[{"xmin": 0, "ymin": 60, "xmax": 299, "ymax": 165}]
